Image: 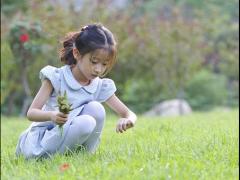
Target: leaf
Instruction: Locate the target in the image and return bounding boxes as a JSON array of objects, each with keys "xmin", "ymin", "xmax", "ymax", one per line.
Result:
[{"xmin": 56, "ymin": 90, "xmax": 73, "ymax": 136}]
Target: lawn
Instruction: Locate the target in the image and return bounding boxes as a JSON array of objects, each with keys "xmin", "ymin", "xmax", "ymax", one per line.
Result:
[{"xmin": 1, "ymin": 108, "xmax": 239, "ymax": 180}]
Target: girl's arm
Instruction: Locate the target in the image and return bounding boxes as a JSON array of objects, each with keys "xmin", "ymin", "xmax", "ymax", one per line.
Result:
[
  {"xmin": 106, "ymin": 94, "xmax": 137, "ymax": 133},
  {"xmin": 27, "ymin": 79, "xmax": 67, "ymax": 124}
]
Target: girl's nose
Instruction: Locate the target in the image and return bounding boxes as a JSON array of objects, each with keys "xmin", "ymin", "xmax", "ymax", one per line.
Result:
[{"xmin": 94, "ymin": 64, "xmax": 103, "ymax": 73}]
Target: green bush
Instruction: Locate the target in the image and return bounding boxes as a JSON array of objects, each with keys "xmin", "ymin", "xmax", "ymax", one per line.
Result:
[
  {"xmin": 226, "ymin": 80, "xmax": 239, "ymax": 107},
  {"xmin": 185, "ymin": 70, "xmax": 228, "ymax": 110},
  {"xmin": 120, "ymin": 79, "xmax": 164, "ymax": 113}
]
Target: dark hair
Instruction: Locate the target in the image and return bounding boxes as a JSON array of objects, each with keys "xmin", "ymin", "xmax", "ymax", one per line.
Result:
[{"xmin": 59, "ymin": 23, "xmax": 117, "ymax": 76}]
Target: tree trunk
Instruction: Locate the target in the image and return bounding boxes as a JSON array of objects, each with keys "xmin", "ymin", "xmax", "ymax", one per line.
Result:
[
  {"xmin": 20, "ymin": 97, "xmax": 33, "ymax": 117},
  {"xmin": 7, "ymin": 91, "xmax": 16, "ymax": 116},
  {"xmin": 20, "ymin": 60, "xmax": 32, "ymax": 117}
]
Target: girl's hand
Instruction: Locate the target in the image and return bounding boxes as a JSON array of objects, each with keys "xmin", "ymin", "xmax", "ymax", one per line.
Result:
[
  {"xmin": 50, "ymin": 111, "xmax": 68, "ymax": 125},
  {"xmin": 116, "ymin": 118, "xmax": 135, "ymax": 133}
]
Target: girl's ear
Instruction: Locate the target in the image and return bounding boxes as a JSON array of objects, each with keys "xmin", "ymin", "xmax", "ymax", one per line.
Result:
[{"xmin": 73, "ymin": 48, "xmax": 81, "ymax": 60}]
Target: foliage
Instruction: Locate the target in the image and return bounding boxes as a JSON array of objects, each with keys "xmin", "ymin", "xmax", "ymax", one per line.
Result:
[
  {"xmin": 1, "ymin": 41, "xmax": 15, "ymax": 105},
  {"xmin": 1, "ymin": 0, "xmax": 239, "ymax": 115},
  {"xmin": 1, "ymin": 109, "xmax": 239, "ymax": 179},
  {"xmin": 1, "ymin": 0, "xmax": 28, "ymax": 15},
  {"xmin": 109, "ymin": 6, "xmax": 206, "ymax": 113},
  {"xmin": 57, "ymin": 91, "xmax": 73, "ymax": 114},
  {"xmin": 8, "ymin": 20, "xmax": 43, "ymax": 64},
  {"xmin": 185, "ymin": 70, "xmax": 228, "ymax": 110},
  {"xmin": 57, "ymin": 91, "xmax": 73, "ymax": 136},
  {"xmin": 199, "ymin": 4, "xmax": 239, "ymax": 80},
  {"xmin": 120, "ymin": 79, "xmax": 165, "ymax": 113},
  {"xmin": 2, "ymin": 19, "xmax": 45, "ymax": 115}
]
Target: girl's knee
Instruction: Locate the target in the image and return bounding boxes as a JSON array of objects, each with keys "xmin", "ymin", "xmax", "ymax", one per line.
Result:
[
  {"xmin": 72, "ymin": 115, "xmax": 96, "ymax": 135},
  {"xmin": 85, "ymin": 101, "xmax": 106, "ymax": 121}
]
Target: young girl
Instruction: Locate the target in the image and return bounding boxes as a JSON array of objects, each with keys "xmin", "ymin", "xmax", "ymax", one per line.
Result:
[{"xmin": 16, "ymin": 23, "xmax": 137, "ymax": 159}]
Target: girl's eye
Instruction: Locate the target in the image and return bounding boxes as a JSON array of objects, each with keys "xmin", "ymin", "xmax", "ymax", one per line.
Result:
[
  {"xmin": 102, "ymin": 63, "xmax": 108, "ymax": 66},
  {"xmin": 90, "ymin": 59, "xmax": 98, "ymax": 64}
]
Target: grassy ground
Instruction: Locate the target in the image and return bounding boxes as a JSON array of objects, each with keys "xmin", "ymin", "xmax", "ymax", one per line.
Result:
[{"xmin": 1, "ymin": 108, "xmax": 239, "ymax": 180}]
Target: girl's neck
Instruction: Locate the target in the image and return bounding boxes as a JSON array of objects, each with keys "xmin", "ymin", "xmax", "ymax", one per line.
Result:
[{"xmin": 71, "ymin": 65, "xmax": 90, "ymax": 86}]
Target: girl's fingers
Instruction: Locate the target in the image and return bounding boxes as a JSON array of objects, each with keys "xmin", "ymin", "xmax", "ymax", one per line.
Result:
[
  {"xmin": 56, "ymin": 112, "xmax": 68, "ymax": 124},
  {"xmin": 127, "ymin": 120, "xmax": 133, "ymax": 128},
  {"xmin": 117, "ymin": 123, "xmax": 123, "ymax": 133},
  {"xmin": 116, "ymin": 119, "xmax": 134, "ymax": 133},
  {"xmin": 122, "ymin": 122, "xmax": 127, "ymax": 131},
  {"xmin": 58, "ymin": 112, "xmax": 68, "ymax": 118},
  {"xmin": 56, "ymin": 116, "xmax": 67, "ymax": 124}
]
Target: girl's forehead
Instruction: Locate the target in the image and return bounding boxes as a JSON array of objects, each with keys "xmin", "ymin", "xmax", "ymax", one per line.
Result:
[{"xmin": 92, "ymin": 49, "xmax": 111, "ymax": 61}]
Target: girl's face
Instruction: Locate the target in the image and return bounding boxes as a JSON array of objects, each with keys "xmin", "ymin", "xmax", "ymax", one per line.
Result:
[{"xmin": 74, "ymin": 48, "xmax": 110, "ymax": 81}]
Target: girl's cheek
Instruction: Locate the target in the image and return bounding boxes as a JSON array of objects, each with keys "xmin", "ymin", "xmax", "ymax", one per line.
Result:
[{"xmin": 104, "ymin": 67, "xmax": 107, "ymax": 72}]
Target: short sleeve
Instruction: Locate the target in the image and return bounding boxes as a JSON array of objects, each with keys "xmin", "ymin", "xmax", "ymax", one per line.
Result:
[
  {"xmin": 39, "ymin": 65, "xmax": 60, "ymax": 92},
  {"xmin": 95, "ymin": 78, "xmax": 117, "ymax": 102}
]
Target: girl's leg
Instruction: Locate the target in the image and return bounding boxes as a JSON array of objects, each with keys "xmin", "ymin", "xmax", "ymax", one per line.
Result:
[
  {"xmin": 81, "ymin": 101, "xmax": 106, "ymax": 153},
  {"xmin": 58, "ymin": 115, "xmax": 96, "ymax": 153}
]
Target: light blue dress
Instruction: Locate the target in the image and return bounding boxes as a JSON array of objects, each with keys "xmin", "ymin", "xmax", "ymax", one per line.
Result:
[{"xmin": 16, "ymin": 65, "xmax": 116, "ymax": 159}]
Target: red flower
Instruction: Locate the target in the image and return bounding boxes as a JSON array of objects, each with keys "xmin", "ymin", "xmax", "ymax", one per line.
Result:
[
  {"xmin": 59, "ymin": 163, "xmax": 70, "ymax": 172},
  {"xmin": 19, "ymin": 33, "xmax": 29, "ymax": 43}
]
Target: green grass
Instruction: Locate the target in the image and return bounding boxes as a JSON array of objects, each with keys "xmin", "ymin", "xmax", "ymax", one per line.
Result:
[{"xmin": 1, "ymin": 108, "xmax": 239, "ymax": 180}]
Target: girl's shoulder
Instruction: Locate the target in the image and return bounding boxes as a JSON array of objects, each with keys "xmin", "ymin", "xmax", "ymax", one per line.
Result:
[
  {"xmin": 39, "ymin": 65, "xmax": 62, "ymax": 91},
  {"xmin": 100, "ymin": 78, "xmax": 115, "ymax": 88},
  {"xmin": 39, "ymin": 65, "xmax": 60, "ymax": 76},
  {"xmin": 95, "ymin": 78, "xmax": 116, "ymax": 102}
]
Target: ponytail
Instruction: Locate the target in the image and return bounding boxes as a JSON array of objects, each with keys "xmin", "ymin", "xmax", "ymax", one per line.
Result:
[{"xmin": 59, "ymin": 32, "xmax": 80, "ymax": 65}]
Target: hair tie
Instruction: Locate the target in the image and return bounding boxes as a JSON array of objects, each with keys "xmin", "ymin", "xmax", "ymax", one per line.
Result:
[
  {"xmin": 81, "ymin": 25, "xmax": 88, "ymax": 32},
  {"xmin": 72, "ymin": 42, "xmax": 76, "ymax": 48}
]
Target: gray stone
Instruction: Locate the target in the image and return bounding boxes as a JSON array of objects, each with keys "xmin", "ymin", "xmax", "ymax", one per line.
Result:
[{"xmin": 144, "ymin": 99, "xmax": 192, "ymax": 117}]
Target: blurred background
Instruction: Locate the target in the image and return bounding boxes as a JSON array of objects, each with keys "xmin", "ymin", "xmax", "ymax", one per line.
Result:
[{"xmin": 1, "ymin": 0, "xmax": 239, "ymax": 116}]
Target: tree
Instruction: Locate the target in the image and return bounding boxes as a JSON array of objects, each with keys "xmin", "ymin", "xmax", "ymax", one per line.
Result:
[{"xmin": 8, "ymin": 20, "xmax": 43, "ymax": 115}]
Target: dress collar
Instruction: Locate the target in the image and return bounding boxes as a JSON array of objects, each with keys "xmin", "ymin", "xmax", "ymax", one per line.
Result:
[{"xmin": 62, "ymin": 65, "xmax": 99, "ymax": 94}]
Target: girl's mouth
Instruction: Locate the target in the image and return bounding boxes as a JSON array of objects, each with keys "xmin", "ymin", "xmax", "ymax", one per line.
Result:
[{"xmin": 91, "ymin": 74, "xmax": 98, "ymax": 78}]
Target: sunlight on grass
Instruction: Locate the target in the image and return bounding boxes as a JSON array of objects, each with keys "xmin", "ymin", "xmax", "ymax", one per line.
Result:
[{"xmin": 1, "ymin": 109, "xmax": 239, "ymax": 180}]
